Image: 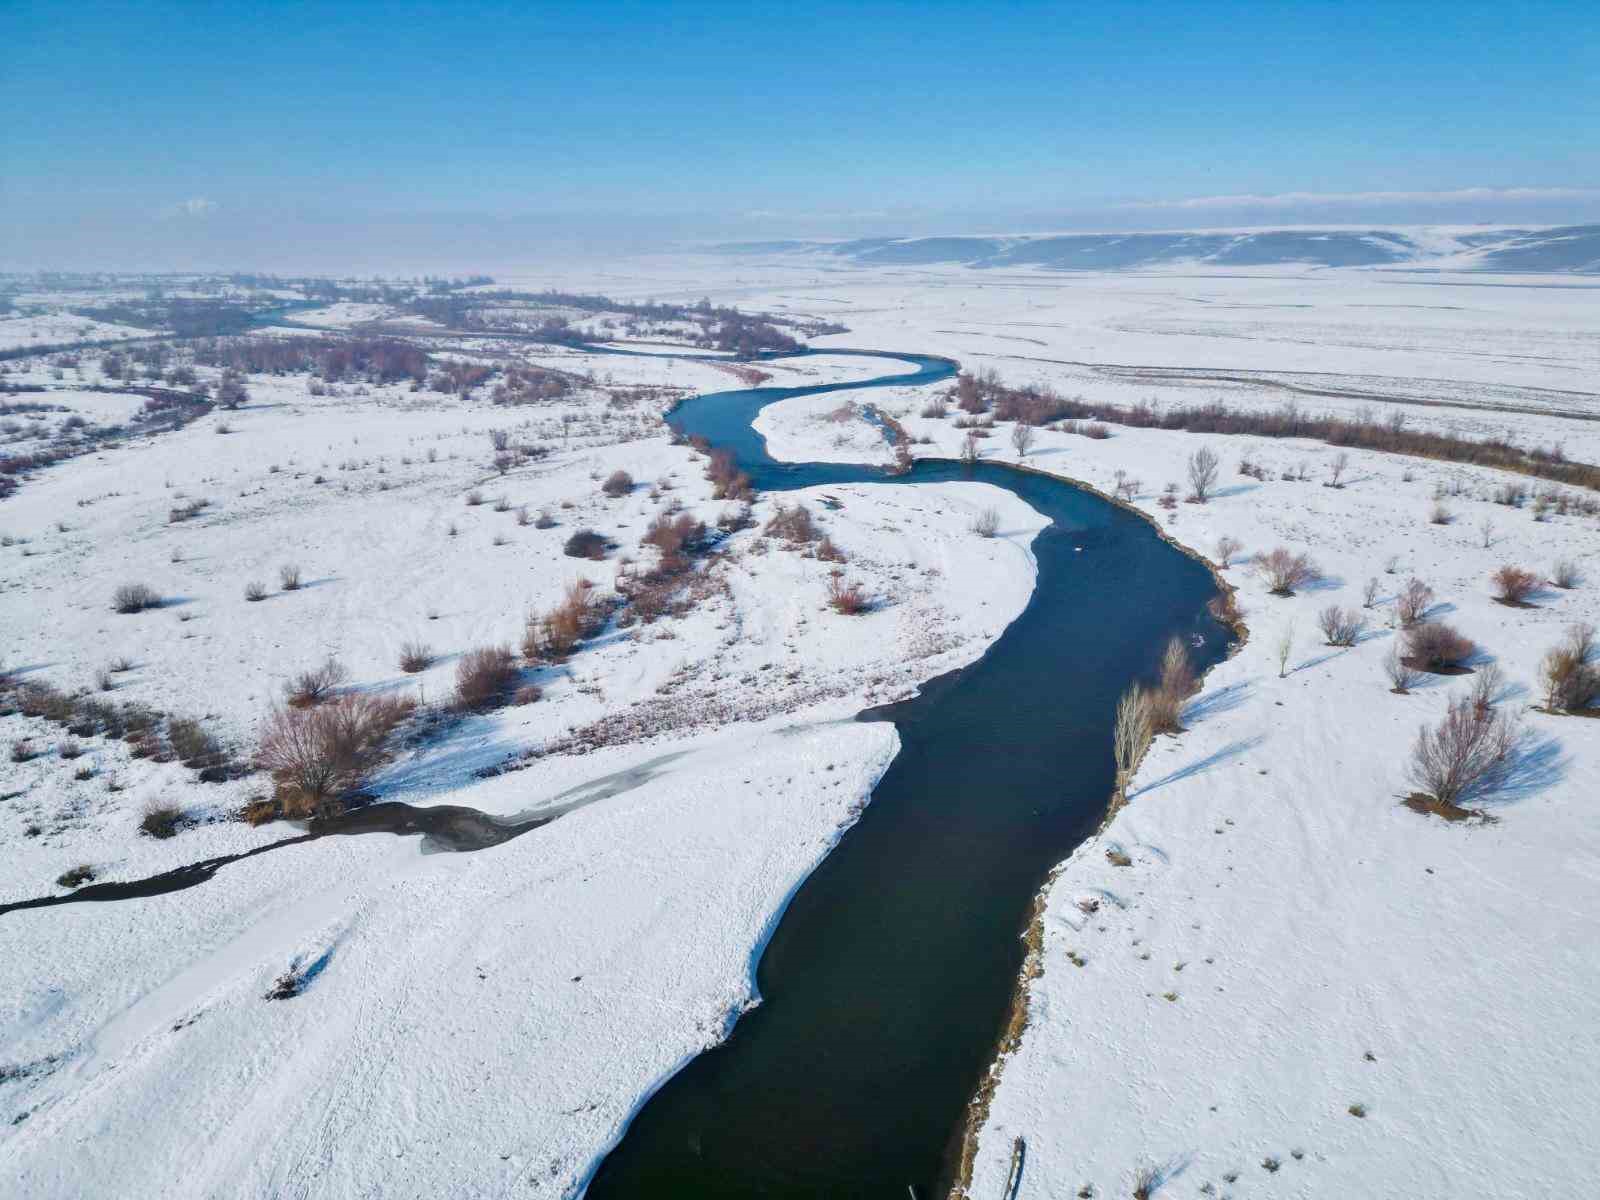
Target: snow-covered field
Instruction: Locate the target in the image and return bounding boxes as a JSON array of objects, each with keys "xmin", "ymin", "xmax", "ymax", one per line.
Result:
[
  {"xmin": 0, "ymin": 320, "xmax": 1041, "ymax": 1196},
  {"xmin": 3, "ymin": 253, "xmax": 1599, "ymax": 1198}
]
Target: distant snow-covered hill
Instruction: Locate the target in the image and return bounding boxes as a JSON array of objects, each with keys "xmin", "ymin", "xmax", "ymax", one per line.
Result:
[{"xmin": 716, "ymin": 225, "xmax": 1600, "ymax": 273}]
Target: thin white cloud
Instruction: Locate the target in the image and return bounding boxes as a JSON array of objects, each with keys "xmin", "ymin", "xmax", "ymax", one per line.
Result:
[
  {"xmin": 168, "ymin": 197, "xmax": 218, "ymax": 217},
  {"xmin": 1120, "ymin": 187, "xmax": 1600, "ymax": 211}
]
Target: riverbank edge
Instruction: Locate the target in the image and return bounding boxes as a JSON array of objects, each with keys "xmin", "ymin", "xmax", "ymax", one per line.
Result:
[{"xmin": 943, "ymin": 460, "xmax": 1250, "ymax": 1200}]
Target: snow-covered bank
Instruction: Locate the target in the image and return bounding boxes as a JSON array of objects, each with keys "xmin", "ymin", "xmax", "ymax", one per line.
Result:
[
  {"xmin": 0, "ymin": 339, "xmax": 1044, "ymax": 1196},
  {"xmin": 740, "ymin": 310, "xmax": 1600, "ymax": 1197}
]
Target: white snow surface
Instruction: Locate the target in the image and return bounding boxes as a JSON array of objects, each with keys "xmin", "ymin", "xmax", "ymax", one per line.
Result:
[
  {"xmin": 0, "ymin": 339, "xmax": 1042, "ymax": 1197},
  {"xmin": 4, "ymin": 257, "xmax": 1600, "ymax": 1198}
]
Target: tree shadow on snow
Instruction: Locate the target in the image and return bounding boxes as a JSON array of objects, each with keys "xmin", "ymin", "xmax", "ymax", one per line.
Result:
[{"xmin": 1132, "ymin": 734, "xmax": 1266, "ymax": 798}]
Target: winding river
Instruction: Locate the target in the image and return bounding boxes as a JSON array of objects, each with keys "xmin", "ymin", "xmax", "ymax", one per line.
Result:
[{"xmin": 586, "ymin": 350, "xmax": 1230, "ymax": 1197}]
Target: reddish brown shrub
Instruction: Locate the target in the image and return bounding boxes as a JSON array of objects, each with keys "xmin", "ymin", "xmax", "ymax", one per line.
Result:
[
  {"xmin": 1316, "ymin": 605, "xmax": 1364, "ymax": 647},
  {"xmin": 1404, "ymin": 622, "xmax": 1477, "ymax": 671},
  {"xmin": 398, "ymin": 641, "xmax": 433, "ymax": 673},
  {"xmin": 285, "ymin": 655, "xmax": 348, "ymax": 707},
  {"xmin": 602, "ymin": 469, "xmax": 634, "ymax": 497},
  {"xmin": 258, "ymin": 693, "xmax": 413, "ymax": 815},
  {"xmin": 453, "ymin": 645, "xmax": 519, "ymax": 709},
  {"xmin": 1257, "ymin": 548, "xmax": 1320, "ymax": 596},
  {"xmin": 765, "ymin": 503, "xmax": 819, "ymax": 544},
  {"xmin": 826, "ymin": 574, "xmax": 868, "ymax": 614},
  {"xmin": 1395, "ymin": 577, "xmax": 1434, "ymax": 626},
  {"xmin": 1408, "ymin": 695, "xmax": 1516, "ymax": 808},
  {"xmin": 1491, "ymin": 565, "xmax": 1539, "ymax": 605}
]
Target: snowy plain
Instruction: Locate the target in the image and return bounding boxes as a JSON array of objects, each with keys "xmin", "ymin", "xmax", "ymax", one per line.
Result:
[{"xmin": 3, "ymin": 249, "xmax": 1599, "ymax": 1199}]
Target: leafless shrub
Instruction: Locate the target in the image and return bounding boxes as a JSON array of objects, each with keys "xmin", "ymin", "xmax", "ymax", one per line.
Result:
[
  {"xmin": 279, "ymin": 563, "xmax": 302, "ymax": 591},
  {"xmin": 765, "ymin": 503, "xmax": 820, "ymax": 544},
  {"xmin": 257, "ymin": 693, "xmax": 413, "ymax": 815},
  {"xmin": 1186, "ymin": 446, "xmax": 1220, "ymax": 502},
  {"xmin": 112, "ymin": 582, "xmax": 160, "ymax": 613},
  {"xmin": 454, "ymin": 645, "xmax": 519, "ymax": 709},
  {"xmin": 464, "ymin": 489, "xmax": 484, "ymax": 506},
  {"xmin": 1491, "ymin": 565, "xmax": 1539, "ymax": 605},
  {"xmin": 1275, "ymin": 624, "xmax": 1294, "ymax": 678},
  {"xmin": 95, "ymin": 666, "xmax": 114, "ymax": 692},
  {"xmin": 1145, "ymin": 636, "xmax": 1195, "ymax": 734},
  {"xmin": 1395, "ymin": 578, "xmax": 1434, "ymax": 626},
  {"xmin": 1407, "ymin": 694, "xmax": 1517, "ymax": 808},
  {"xmin": 920, "ymin": 398, "xmax": 948, "ymax": 419},
  {"xmin": 534, "ymin": 509, "xmax": 557, "ymax": 529},
  {"xmin": 398, "ymin": 641, "xmax": 433, "ymax": 673},
  {"xmin": 1327, "ymin": 450, "xmax": 1349, "ymax": 487},
  {"xmin": 488, "ymin": 428, "xmax": 510, "ymax": 452},
  {"xmin": 10, "ymin": 738, "xmax": 37, "ymax": 763},
  {"xmin": 244, "ymin": 579, "xmax": 268, "ymax": 602},
  {"xmin": 706, "ymin": 449, "xmax": 752, "ymax": 501},
  {"xmin": 58, "ymin": 738, "xmax": 83, "ymax": 759},
  {"xmin": 1428, "ymin": 501, "xmax": 1452, "ymax": 525},
  {"xmin": 1081, "ymin": 421, "xmax": 1111, "ymax": 440},
  {"xmin": 1469, "ymin": 662, "xmax": 1505, "ymax": 719},
  {"xmin": 515, "ymin": 505, "xmax": 532, "ymax": 526},
  {"xmin": 972, "ymin": 507, "xmax": 1000, "ymax": 538},
  {"xmin": 1257, "ymin": 547, "xmax": 1320, "ymax": 596},
  {"xmin": 1206, "ymin": 590, "xmax": 1241, "ymax": 628},
  {"xmin": 1539, "ymin": 623, "xmax": 1600, "ymax": 712},
  {"xmin": 1362, "ymin": 576, "xmax": 1381, "ymax": 608},
  {"xmin": 168, "ymin": 497, "xmax": 208, "ymax": 523},
  {"xmin": 1112, "ymin": 470, "xmax": 1140, "ymax": 502},
  {"xmin": 1384, "ymin": 644, "xmax": 1421, "ymax": 693},
  {"xmin": 1317, "ymin": 605, "xmax": 1364, "ymax": 647},
  {"xmin": 1010, "ymin": 422, "xmax": 1035, "ymax": 457},
  {"xmin": 825, "ymin": 574, "xmax": 868, "ymax": 614},
  {"xmin": 1551, "ymin": 559, "xmax": 1580, "ymax": 589},
  {"xmin": 1214, "ymin": 535, "xmax": 1243, "ymax": 568},
  {"xmin": 525, "ymin": 581, "xmax": 598, "ymax": 661},
  {"xmin": 284, "ymin": 654, "xmax": 348, "ymax": 707},
  {"xmin": 959, "ymin": 432, "xmax": 980, "ymax": 467},
  {"xmin": 816, "ymin": 535, "xmax": 847, "ymax": 563},
  {"xmin": 1404, "ymin": 622, "xmax": 1476, "ymax": 671},
  {"xmin": 492, "ymin": 495, "xmax": 511, "ymax": 513}
]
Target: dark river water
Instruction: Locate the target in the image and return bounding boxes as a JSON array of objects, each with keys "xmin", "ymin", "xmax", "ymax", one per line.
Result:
[{"xmin": 586, "ymin": 350, "xmax": 1229, "ymax": 1197}]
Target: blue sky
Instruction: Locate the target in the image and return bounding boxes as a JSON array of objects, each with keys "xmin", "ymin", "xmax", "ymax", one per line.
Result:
[{"xmin": 2, "ymin": 0, "xmax": 1595, "ymax": 268}]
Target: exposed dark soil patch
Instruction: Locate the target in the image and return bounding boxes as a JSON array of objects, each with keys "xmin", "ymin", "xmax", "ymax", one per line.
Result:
[{"xmin": 1401, "ymin": 793, "xmax": 1496, "ymax": 824}]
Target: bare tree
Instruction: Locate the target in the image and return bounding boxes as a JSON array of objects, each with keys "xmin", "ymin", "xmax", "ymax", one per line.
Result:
[
  {"xmin": 1010, "ymin": 422, "xmax": 1035, "ymax": 458},
  {"xmin": 959, "ymin": 432, "xmax": 980, "ymax": 468},
  {"xmin": 1327, "ymin": 451, "xmax": 1349, "ymax": 488},
  {"xmin": 1317, "ymin": 605, "xmax": 1364, "ymax": 646},
  {"xmin": 1384, "ymin": 644, "xmax": 1420, "ymax": 693},
  {"xmin": 1407, "ymin": 694, "xmax": 1517, "ymax": 808},
  {"xmin": 1186, "ymin": 446, "xmax": 1220, "ymax": 502},
  {"xmin": 1395, "ymin": 578, "xmax": 1434, "ymax": 627},
  {"xmin": 1478, "ymin": 517, "xmax": 1495, "ymax": 549},
  {"xmin": 1257, "ymin": 547, "xmax": 1321, "ymax": 596},
  {"xmin": 1275, "ymin": 623, "xmax": 1295, "ymax": 678},
  {"xmin": 1215, "ymin": 535, "xmax": 1243, "ymax": 568},
  {"xmin": 1112, "ymin": 684, "xmax": 1153, "ymax": 802},
  {"xmin": 1362, "ymin": 576, "xmax": 1381, "ymax": 608},
  {"xmin": 1146, "ymin": 636, "xmax": 1195, "ymax": 733},
  {"xmin": 1491, "ymin": 565, "xmax": 1539, "ymax": 605},
  {"xmin": 1538, "ymin": 622, "xmax": 1599, "ymax": 712}
]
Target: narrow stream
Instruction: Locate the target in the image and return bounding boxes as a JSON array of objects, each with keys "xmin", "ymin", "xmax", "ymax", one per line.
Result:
[{"xmin": 586, "ymin": 351, "xmax": 1231, "ymax": 1197}]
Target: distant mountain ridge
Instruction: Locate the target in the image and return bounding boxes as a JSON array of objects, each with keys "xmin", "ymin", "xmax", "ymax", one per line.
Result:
[{"xmin": 714, "ymin": 226, "xmax": 1600, "ymax": 273}]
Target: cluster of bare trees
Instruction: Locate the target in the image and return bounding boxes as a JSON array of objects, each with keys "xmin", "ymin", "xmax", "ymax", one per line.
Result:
[
  {"xmin": 1111, "ymin": 637, "xmax": 1197, "ymax": 801},
  {"xmin": 954, "ymin": 371, "xmax": 1600, "ymax": 493}
]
